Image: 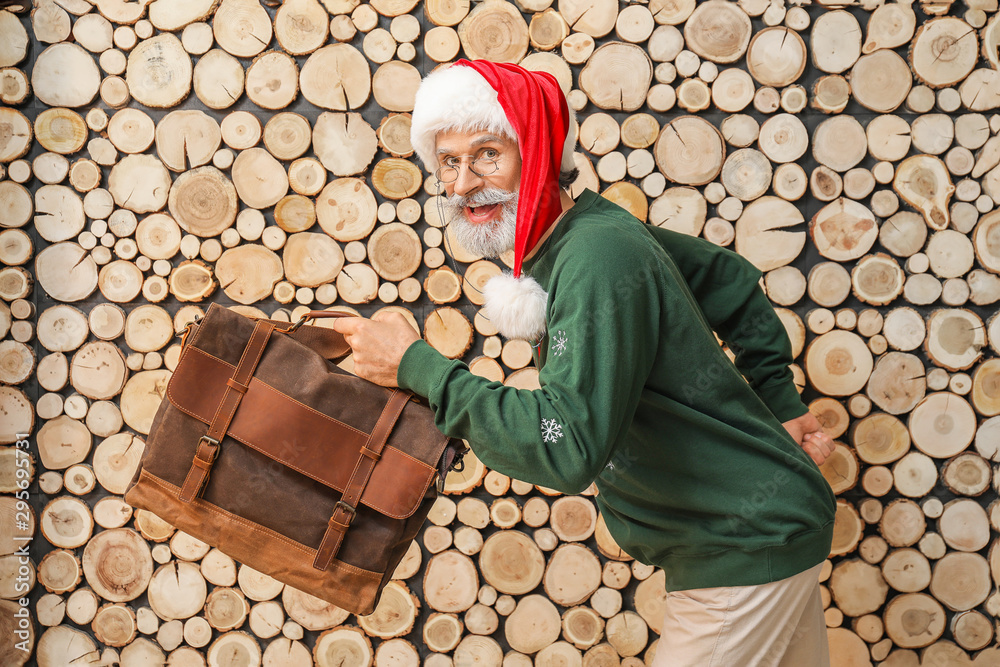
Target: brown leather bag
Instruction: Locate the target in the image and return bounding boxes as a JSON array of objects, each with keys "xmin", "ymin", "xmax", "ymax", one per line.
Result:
[{"xmin": 124, "ymin": 303, "xmax": 464, "ymax": 614}]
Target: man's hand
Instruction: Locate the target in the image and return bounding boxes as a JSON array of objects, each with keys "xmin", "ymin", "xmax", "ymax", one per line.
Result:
[
  {"xmin": 782, "ymin": 411, "xmax": 835, "ymax": 467},
  {"xmin": 331, "ymin": 312, "xmax": 421, "ymax": 387}
]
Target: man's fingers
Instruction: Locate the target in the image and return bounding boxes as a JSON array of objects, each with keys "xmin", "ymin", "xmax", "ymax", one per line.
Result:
[
  {"xmin": 802, "ymin": 442, "xmax": 826, "ymax": 466},
  {"xmin": 331, "ymin": 317, "xmax": 368, "ymax": 335},
  {"xmin": 805, "ymin": 432, "xmax": 833, "ymax": 447},
  {"xmin": 802, "ymin": 432, "xmax": 835, "ymax": 465}
]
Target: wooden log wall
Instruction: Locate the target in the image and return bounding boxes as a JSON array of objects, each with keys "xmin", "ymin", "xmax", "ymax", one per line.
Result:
[{"xmin": 1, "ymin": 0, "xmax": 1000, "ymax": 665}]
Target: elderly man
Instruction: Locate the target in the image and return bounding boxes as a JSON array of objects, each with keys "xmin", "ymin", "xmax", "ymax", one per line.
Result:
[{"xmin": 333, "ymin": 60, "xmax": 837, "ymax": 666}]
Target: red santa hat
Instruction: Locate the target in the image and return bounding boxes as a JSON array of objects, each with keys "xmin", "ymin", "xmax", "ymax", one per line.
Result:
[{"xmin": 410, "ymin": 60, "xmax": 576, "ymax": 341}]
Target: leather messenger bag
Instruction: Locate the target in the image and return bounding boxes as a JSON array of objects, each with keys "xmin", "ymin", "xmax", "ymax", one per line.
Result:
[{"xmin": 124, "ymin": 303, "xmax": 465, "ymax": 614}]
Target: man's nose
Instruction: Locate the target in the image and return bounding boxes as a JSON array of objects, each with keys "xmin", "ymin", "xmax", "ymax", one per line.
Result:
[{"xmin": 452, "ymin": 162, "xmax": 484, "ymax": 197}]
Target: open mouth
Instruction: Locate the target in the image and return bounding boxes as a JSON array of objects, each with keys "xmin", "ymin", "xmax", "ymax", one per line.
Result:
[{"xmin": 465, "ymin": 203, "xmax": 501, "ymax": 223}]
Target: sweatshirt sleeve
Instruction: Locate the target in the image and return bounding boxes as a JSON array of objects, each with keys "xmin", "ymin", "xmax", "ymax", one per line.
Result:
[
  {"xmin": 648, "ymin": 226, "xmax": 808, "ymax": 422},
  {"xmin": 396, "ymin": 234, "xmax": 660, "ymax": 493}
]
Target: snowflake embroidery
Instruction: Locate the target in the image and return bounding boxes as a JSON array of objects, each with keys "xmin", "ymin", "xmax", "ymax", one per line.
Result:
[
  {"xmin": 541, "ymin": 418, "xmax": 564, "ymax": 443},
  {"xmin": 550, "ymin": 330, "xmax": 568, "ymax": 357},
  {"xmin": 604, "ymin": 447, "xmax": 638, "ymax": 474}
]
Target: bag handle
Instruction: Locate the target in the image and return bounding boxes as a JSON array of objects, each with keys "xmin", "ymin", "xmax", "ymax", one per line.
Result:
[
  {"xmin": 181, "ymin": 310, "xmax": 358, "ymax": 360},
  {"xmin": 285, "ymin": 310, "xmax": 357, "ymax": 332},
  {"xmin": 264, "ymin": 311, "xmax": 358, "ymax": 361}
]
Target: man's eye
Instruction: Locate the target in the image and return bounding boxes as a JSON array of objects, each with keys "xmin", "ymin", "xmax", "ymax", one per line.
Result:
[
  {"xmin": 482, "ymin": 149, "xmax": 499, "ymax": 159},
  {"xmin": 443, "ymin": 158, "xmax": 460, "ymax": 167}
]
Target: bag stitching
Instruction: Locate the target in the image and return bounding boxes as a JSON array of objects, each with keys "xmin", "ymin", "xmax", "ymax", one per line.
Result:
[
  {"xmin": 253, "ymin": 381, "xmax": 368, "ymax": 438},
  {"xmin": 178, "ymin": 464, "xmax": 203, "ymax": 501},
  {"xmin": 170, "ymin": 346, "xmax": 368, "ymax": 439},
  {"xmin": 314, "ymin": 522, "xmax": 342, "ymax": 569},
  {"xmin": 240, "ymin": 430, "xmax": 423, "ymax": 519},
  {"xmin": 165, "ymin": 340, "xmax": 441, "ymax": 517},
  {"xmin": 153, "ymin": 413, "xmax": 433, "ymax": 519},
  {"xmin": 184, "ymin": 323, "xmax": 272, "ymax": 499},
  {"xmin": 210, "ymin": 322, "xmax": 272, "ymax": 431},
  {"xmin": 136, "ymin": 470, "xmax": 382, "ymax": 581},
  {"xmin": 140, "ymin": 470, "xmax": 311, "ymax": 553},
  {"xmin": 340, "ymin": 443, "xmax": 367, "ymax": 506}
]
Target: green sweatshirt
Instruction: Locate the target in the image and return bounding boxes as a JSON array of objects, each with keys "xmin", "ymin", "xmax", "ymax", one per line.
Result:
[{"xmin": 398, "ymin": 189, "xmax": 836, "ymax": 592}]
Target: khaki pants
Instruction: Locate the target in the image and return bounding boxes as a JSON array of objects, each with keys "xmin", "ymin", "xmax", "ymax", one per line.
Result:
[{"xmin": 652, "ymin": 562, "xmax": 829, "ymax": 667}]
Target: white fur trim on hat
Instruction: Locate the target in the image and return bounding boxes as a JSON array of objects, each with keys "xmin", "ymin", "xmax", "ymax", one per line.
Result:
[
  {"xmin": 482, "ymin": 272, "xmax": 548, "ymax": 341},
  {"xmin": 410, "ymin": 64, "xmax": 577, "ymax": 176},
  {"xmin": 411, "ymin": 65, "xmax": 516, "ymax": 173}
]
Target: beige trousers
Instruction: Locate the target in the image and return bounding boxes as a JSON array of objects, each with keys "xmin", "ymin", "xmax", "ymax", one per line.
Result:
[{"xmin": 652, "ymin": 562, "xmax": 829, "ymax": 667}]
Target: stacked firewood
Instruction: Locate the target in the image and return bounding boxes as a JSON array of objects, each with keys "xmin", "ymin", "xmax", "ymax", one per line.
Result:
[{"xmin": 1, "ymin": 0, "xmax": 1000, "ymax": 665}]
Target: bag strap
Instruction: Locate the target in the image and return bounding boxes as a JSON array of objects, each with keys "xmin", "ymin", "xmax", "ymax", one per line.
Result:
[
  {"xmin": 179, "ymin": 319, "xmax": 276, "ymax": 503},
  {"xmin": 313, "ymin": 388, "xmax": 411, "ymax": 571}
]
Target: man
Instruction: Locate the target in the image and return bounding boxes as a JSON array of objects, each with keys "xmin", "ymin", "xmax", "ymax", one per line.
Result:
[{"xmin": 333, "ymin": 60, "xmax": 837, "ymax": 666}]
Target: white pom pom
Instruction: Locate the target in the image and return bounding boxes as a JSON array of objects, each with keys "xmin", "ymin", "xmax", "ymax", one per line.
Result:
[{"xmin": 482, "ymin": 273, "xmax": 548, "ymax": 341}]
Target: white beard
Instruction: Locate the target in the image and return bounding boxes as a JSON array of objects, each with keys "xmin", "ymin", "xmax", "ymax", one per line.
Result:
[
  {"xmin": 444, "ymin": 187, "xmax": 518, "ymax": 258},
  {"xmin": 444, "ymin": 187, "xmax": 549, "ymax": 341}
]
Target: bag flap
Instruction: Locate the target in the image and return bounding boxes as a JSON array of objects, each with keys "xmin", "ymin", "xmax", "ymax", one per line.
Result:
[{"xmin": 168, "ymin": 308, "xmax": 448, "ymax": 519}]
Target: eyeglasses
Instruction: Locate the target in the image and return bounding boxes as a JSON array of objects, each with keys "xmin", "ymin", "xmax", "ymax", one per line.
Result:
[{"xmin": 435, "ymin": 153, "xmax": 501, "ymax": 183}]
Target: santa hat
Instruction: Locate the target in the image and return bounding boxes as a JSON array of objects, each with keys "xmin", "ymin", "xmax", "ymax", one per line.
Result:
[{"xmin": 410, "ymin": 60, "xmax": 576, "ymax": 341}]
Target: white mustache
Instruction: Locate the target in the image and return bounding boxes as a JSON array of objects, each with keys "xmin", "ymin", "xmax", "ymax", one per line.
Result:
[
  {"xmin": 441, "ymin": 187, "xmax": 518, "ymax": 258},
  {"xmin": 447, "ymin": 188, "xmax": 518, "ymax": 210}
]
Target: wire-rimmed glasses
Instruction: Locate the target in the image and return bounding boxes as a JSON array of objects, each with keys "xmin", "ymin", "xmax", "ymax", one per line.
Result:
[{"xmin": 435, "ymin": 154, "xmax": 501, "ymax": 183}]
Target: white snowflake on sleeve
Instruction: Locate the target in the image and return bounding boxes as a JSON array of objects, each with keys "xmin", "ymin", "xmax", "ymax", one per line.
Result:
[
  {"xmin": 551, "ymin": 330, "xmax": 568, "ymax": 357},
  {"xmin": 541, "ymin": 418, "xmax": 564, "ymax": 443}
]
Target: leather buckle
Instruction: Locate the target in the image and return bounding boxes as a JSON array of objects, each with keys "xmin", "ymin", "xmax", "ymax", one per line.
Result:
[
  {"xmin": 197, "ymin": 435, "xmax": 221, "ymax": 463},
  {"xmin": 333, "ymin": 500, "xmax": 356, "ymax": 521}
]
